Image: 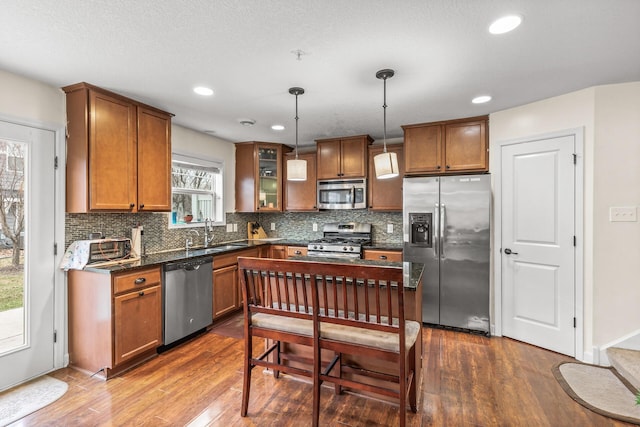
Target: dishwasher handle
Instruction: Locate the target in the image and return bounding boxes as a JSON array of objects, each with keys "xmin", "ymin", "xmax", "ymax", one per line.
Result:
[{"xmin": 164, "ymin": 256, "xmax": 213, "ymax": 272}]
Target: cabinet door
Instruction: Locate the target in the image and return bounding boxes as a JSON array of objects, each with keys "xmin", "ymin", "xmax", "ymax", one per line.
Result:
[
  {"xmin": 285, "ymin": 152, "xmax": 317, "ymax": 211},
  {"xmin": 270, "ymin": 245, "xmax": 287, "ymax": 259},
  {"xmin": 137, "ymin": 107, "xmax": 172, "ymax": 211},
  {"xmin": 257, "ymin": 145, "xmax": 283, "ymax": 211},
  {"xmin": 444, "ymin": 120, "xmax": 488, "ymax": 172},
  {"xmin": 368, "ymin": 144, "xmax": 404, "ymax": 211},
  {"xmin": 403, "ymin": 124, "xmax": 442, "ymax": 175},
  {"xmin": 213, "ymin": 264, "xmax": 238, "ymax": 319},
  {"xmin": 113, "ymin": 285, "xmax": 162, "ymax": 366},
  {"xmin": 340, "ymin": 138, "xmax": 367, "ymax": 178},
  {"xmin": 316, "ymin": 139, "xmax": 342, "ymax": 179},
  {"xmin": 89, "ymin": 90, "xmax": 137, "ymax": 210}
]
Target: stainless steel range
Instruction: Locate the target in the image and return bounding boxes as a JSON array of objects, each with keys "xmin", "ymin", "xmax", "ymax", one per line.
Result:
[{"xmin": 307, "ymin": 222, "xmax": 372, "ymax": 259}]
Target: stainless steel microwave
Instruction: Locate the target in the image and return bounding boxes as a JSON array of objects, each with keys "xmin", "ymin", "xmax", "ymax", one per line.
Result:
[{"xmin": 317, "ymin": 179, "xmax": 367, "ymax": 210}]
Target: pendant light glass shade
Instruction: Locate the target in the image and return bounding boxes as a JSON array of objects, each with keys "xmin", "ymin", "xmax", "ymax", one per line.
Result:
[
  {"xmin": 374, "ymin": 69, "xmax": 399, "ymax": 180},
  {"xmin": 286, "ymin": 87, "xmax": 307, "ymax": 181},
  {"xmin": 287, "ymin": 158, "xmax": 307, "ymax": 181},
  {"xmin": 374, "ymin": 150, "xmax": 399, "ymax": 179}
]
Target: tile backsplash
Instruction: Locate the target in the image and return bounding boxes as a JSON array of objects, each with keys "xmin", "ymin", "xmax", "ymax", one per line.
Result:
[{"xmin": 64, "ymin": 210, "xmax": 403, "ymax": 254}]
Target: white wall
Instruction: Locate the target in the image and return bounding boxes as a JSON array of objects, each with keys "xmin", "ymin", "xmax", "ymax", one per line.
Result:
[
  {"xmin": 489, "ymin": 81, "xmax": 640, "ymax": 355},
  {"xmin": 0, "ymin": 69, "xmax": 66, "ymax": 125},
  {"xmin": 592, "ymin": 82, "xmax": 640, "ymax": 347}
]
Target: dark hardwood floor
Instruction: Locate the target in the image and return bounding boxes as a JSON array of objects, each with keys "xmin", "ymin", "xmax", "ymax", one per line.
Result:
[{"xmin": 13, "ymin": 317, "xmax": 633, "ymax": 426}]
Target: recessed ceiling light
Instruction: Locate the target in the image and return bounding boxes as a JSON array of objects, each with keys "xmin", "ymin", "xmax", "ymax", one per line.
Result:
[
  {"xmin": 472, "ymin": 95, "xmax": 492, "ymax": 104},
  {"xmin": 489, "ymin": 15, "xmax": 522, "ymax": 34},
  {"xmin": 271, "ymin": 124, "xmax": 285, "ymax": 131},
  {"xmin": 193, "ymin": 86, "xmax": 214, "ymax": 96},
  {"xmin": 238, "ymin": 118, "xmax": 256, "ymax": 126}
]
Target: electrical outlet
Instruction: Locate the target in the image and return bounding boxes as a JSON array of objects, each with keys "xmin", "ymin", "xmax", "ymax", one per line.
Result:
[
  {"xmin": 271, "ymin": 222, "xmax": 276, "ymax": 231},
  {"xmin": 226, "ymin": 224, "xmax": 233, "ymax": 232},
  {"xmin": 313, "ymin": 223, "xmax": 318, "ymax": 232},
  {"xmin": 610, "ymin": 206, "xmax": 637, "ymax": 222},
  {"xmin": 387, "ymin": 223, "xmax": 394, "ymax": 233},
  {"xmin": 233, "ymin": 223, "xmax": 238, "ymax": 232}
]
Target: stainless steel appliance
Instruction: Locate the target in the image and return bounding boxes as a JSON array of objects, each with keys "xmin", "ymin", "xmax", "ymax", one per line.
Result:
[
  {"xmin": 403, "ymin": 174, "xmax": 491, "ymax": 334},
  {"xmin": 307, "ymin": 222, "xmax": 372, "ymax": 259},
  {"xmin": 163, "ymin": 256, "xmax": 213, "ymax": 346},
  {"xmin": 317, "ymin": 179, "xmax": 367, "ymax": 210},
  {"xmin": 86, "ymin": 238, "xmax": 132, "ymax": 264}
]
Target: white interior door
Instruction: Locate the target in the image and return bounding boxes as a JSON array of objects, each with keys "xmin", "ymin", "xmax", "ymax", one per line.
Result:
[
  {"xmin": 501, "ymin": 134, "xmax": 576, "ymax": 356},
  {"xmin": 0, "ymin": 121, "xmax": 56, "ymax": 390}
]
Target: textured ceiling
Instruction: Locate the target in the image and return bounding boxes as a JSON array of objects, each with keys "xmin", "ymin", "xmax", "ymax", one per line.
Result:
[{"xmin": 1, "ymin": 0, "xmax": 639, "ymax": 147}]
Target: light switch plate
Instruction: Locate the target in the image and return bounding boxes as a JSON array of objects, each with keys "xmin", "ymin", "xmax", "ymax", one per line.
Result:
[
  {"xmin": 233, "ymin": 223, "xmax": 238, "ymax": 232},
  {"xmin": 610, "ymin": 206, "xmax": 637, "ymax": 222},
  {"xmin": 387, "ymin": 223, "xmax": 394, "ymax": 233},
  {"xmin": 226, "ymin": 224, "xmax": 233, "ymax": 232},
  {"xmin": 313, "ymin": 223, "xmax": 318, "ymax": 232},
  {"xmin": 271, "ymin": 222, "xmax": 276, "ymax": 231}
]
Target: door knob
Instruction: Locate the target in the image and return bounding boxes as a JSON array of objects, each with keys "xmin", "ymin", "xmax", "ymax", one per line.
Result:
[{"xmin": 504, "ymin": 248, "xmax": 519, "ymax": 255}]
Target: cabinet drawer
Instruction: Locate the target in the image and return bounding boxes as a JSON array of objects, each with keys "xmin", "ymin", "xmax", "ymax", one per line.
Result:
[
  {"xmin": 113, "ymin": 267, "xmax": 161, "ymax": 294},
  {"xmin": 363, "ymin": 249, "xmax": 402, "ymax": 262},
  {"xmin": 214, "ymin": 247, "xmax": 259, "ymax": 269},
  {"xmin": 286, "ymin": 246, "xmax": 308, "ymax": 257}
]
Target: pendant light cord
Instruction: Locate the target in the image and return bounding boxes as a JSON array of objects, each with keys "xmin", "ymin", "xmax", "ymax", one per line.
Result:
[
  {"xmin": 295, "ymin": 92, "xmax": 299, "ymax": 159},
  {"xmin": 382, "ymin": 75, "xmax": 388, "ymax": 153}
]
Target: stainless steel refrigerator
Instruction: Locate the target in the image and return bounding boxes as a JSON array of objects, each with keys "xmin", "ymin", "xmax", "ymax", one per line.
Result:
[{"xmin": 403, "ymin": 174, "xmax": 491, "ymax": 335}]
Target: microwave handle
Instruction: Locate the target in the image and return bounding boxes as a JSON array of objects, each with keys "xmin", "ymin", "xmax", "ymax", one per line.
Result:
[{"xmin": 351, "ymin": 186, "xmax": 355, "ymax": 208}]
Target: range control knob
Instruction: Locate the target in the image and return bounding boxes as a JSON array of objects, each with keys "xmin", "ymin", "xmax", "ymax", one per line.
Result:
[
  {"xmin": 348, "ymin": 247, "xmax": 354, "ymax": 251},
  {"xmin": 343, "ymin": 246, "xmax": 348, "ymax": 251}
]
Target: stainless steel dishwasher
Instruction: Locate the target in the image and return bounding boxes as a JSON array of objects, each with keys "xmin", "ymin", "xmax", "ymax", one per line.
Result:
[{"xmin": 163, "ymin": 256, "xmax": 213, "ymax": 346}]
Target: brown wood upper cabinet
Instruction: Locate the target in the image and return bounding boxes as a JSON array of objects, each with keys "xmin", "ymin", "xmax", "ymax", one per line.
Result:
[
  {"xmin": 402, "ymin": 115, "xmax": 488, "ymax": 175},
  {"xmin": 368, "ymin": 144, "xmax": 404, "ymax": 211},
  {"xmin": 235, "ymin": 141, "xmax": 292, "ymax": 212},
  {"xmin": 315, "ymin": 135, "xmax": 373, "ymax": 179},
  {"xmin": 63, "ymin": 82, "xmax": 172, "ymax": 213},
  {"xmin": 284, "ymin": 151, "xmax": 317, "ymax": 211}
]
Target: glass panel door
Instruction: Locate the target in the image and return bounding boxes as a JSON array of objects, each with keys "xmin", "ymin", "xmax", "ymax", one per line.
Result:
[
  {"xmin": 0, "ymin": 121, "xmax": 55, "ymax": 390},
  {"xmin": 258, "ymin": 146, "xmax": 279, "ymax": 210}
]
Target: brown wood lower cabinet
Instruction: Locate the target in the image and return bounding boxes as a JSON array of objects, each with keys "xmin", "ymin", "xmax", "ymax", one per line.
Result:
[
  {"xmin": 212, "ymin": 247, "xmax": 259, "ymax": 320},
  {"xmin": 286, "ymin": 246, "xmax": 308, "ymax": 257},
  {"xmin": 68, "ymin": 266, "xmax": 163, "ymax": 379}
]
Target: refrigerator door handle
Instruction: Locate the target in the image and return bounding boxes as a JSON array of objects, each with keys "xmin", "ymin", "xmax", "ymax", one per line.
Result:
[
  {"xmin": 434, "ymin": 203, "xmax": 439, "ymax": 257},
  {"xmin": 440, "ymin": 203, "xmax": 446, "ymax": 257}
]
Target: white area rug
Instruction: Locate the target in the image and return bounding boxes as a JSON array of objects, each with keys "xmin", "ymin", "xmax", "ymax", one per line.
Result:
[
  {"xmin": 553, "ymin": 362, "xmax": 640, "ymax": 425},
  {"xmin": 0, "ymin": 375, "xmax": 67, "ymax": 426}
]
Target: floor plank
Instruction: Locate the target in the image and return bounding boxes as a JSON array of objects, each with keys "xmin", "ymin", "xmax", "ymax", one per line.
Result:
[{"xmin": 10, "ymin": 320, "xmax": 634, "ymax": 426}]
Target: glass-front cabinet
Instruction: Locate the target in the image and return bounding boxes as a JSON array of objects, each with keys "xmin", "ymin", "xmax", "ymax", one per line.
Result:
[{"xmin": 235, "ymin": 141, "xmax": 291, "ymax": 212}]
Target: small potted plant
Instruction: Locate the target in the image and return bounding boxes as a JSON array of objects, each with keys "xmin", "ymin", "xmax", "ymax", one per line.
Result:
[{"xmin": 184, "ymin": 214, "xmax": 193, "ymax": 223}]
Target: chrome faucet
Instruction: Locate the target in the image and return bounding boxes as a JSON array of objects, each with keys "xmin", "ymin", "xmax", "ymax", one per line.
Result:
[
  {"xmin": 186, "ymin": 229, "xmax": 200, "ymax": 251},
  {"xmin": 203, "ymin": 218, "xmax": 215, "ymax": 247}
]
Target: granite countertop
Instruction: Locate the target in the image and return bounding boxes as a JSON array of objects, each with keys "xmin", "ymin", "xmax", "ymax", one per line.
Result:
[
  {"xmin": 79, "ymin": 239, "xmax": 409, "ymax": 276},
  {"xmin": 288, "ymin": 256, "xmax": 423, "ymax": 291}
]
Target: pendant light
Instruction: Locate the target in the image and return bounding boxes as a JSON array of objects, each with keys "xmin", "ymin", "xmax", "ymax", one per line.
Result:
[
  {"xmin": 286, "ymin": 87, "xmax": 307, "ymax": 181},
  {"xmin": 373, "ymin": 69, "xmax": 399, "ymax": 179}
]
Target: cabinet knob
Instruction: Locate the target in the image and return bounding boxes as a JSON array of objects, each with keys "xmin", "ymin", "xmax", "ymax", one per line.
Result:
[
  {"xmin": 134, "ymin": 277, "xmax": 146, "ymax": 285},
  {"xmin": 139, "ymin": 204, "xmax": 145, "ymax": 209},
  {"xmin": 446, "ymin": 165, "xmax": 450, "ymax": 169},
  {"xmin": 129, "ymin": 203, "xmax": 135, "ymax": 209},
  {"xmin": 437, "ymin": 165, "xmax": 441, "ymax": 170},
  {"xmin": 138, "ymin": 291, "xmax": 145, "ymax": 297},
  {"xmin": 294, "ymin": 250, "xmax": 302, "ymax": 255},
  {"xmin": 379, "ymin": 255, "xmax": 387, "ymax": 260}
]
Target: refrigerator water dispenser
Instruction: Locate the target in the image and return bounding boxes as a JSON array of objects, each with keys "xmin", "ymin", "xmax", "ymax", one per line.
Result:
[{"xmin": 409, "ymin": 213, "xmax": 432, "ymax": 247}]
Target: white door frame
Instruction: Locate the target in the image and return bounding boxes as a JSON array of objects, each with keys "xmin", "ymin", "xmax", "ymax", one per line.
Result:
[
  {"xmin": 0, "ymin": 113, "xmax": 66, "ymax": 379},
  {"xmin": 493, "ymin": 127, "xmax": 584, "ymax": 361}
]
